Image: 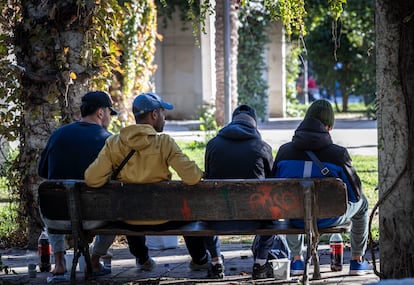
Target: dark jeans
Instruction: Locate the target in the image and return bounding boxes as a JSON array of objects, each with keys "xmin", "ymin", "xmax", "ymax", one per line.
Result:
[
  {"xmin": 126, "ymin": 235, "xmax": 149, "ymax": 264},
  {"xmin": 254, "ymin": 235, "xmax": 277, "ymax": 260},
  {"xmin": 184, "ymin": 236, "xmax": 221, "ymax": 263},
  {"xmin": 124, "ymin": 222, "xmax": 221, "ymax": 264}
]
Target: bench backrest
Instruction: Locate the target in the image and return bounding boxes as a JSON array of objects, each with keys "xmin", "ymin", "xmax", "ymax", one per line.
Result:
[{"xmin": 38, "ymin": 178, "xmax": 347, "ymax": 223}]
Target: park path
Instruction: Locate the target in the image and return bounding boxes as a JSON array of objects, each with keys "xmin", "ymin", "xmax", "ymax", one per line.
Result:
[{"xmin": 0, "ymin": 241, "xmax": 380, "ymax": 285}]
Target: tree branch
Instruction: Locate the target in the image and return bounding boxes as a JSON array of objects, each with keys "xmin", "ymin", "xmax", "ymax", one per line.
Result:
[{"xmin": 9, "ymin": 64, "xmax": 58, "ymax": 83}]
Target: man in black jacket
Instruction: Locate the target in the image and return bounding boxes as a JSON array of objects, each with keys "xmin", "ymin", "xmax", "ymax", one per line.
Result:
[
  {"xmin": 193, "ymin": 105, "xmax": 275, "ymax": 279},
  {"xmin": 272, "ymin": 99, "xmax": 372, "ymax": 276}
]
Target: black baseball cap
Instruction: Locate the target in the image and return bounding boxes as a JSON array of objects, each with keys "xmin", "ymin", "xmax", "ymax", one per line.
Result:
[{"xmin": 81, "ymin": 91, "xmax": 119, "ymax": 116}]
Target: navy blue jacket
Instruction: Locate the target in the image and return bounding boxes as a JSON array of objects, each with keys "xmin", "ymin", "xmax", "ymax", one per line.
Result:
[
  {"xmin": 38, "ymin": 122, "xmax": 112, "ymax": 179},
  {"xmin": 271, "ymin": 118, "xmax": 362, "ymax": 228},
  {"xmin": 205, "ymin": 120, "xmax": 273, "ymax": 179}
]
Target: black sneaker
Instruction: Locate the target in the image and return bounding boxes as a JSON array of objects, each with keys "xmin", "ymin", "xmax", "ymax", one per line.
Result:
[
  {"xmin": 207, "ymin": 263, "xmax": 225, "ymax": 279},
  {"xmin": 252, "ymin": 262, "xmax": 274, "ymax": 279}
]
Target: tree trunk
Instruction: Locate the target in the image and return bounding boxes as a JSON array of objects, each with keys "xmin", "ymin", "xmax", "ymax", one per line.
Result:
[
  {"xmin": 215, "ymin": 0, "xmax": 238, "ymax": 126},
  {"xmin": 377, "ymin": 0, "xmax": 414, "ymax": 278},
  {"xmin": 229, "ymin": 0, "xmax": 239, "ymax": 113},
  {"xmin": 215, "ymin": 0, "xmax": 225, "ymax": 126},
  {"xmin": 15, "ymin": 1, "xmax": 95, "ymax": 247}
]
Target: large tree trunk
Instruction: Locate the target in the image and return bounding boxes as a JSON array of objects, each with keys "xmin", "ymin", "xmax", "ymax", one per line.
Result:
[
  {"xmin": 377, "ymin": 0, "xmax": 414, "ymax": 278},
  {"xmin": 15, "ymin": 1, "xmax": 95, "ymax": 247}
]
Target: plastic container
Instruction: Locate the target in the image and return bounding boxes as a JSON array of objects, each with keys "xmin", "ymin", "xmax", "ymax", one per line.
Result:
[
  {"xmin": 329, "ymin": 233, "xmax": 343, "ymax": 271},
  {"xmin": 38, "ymin": 228, "xmax": 52, "ymax": 272},
  {"xmin": 26, "ymin": 250, "xmax": 37, "ymax": 278},
  {"xmin": 269, "ymin": 258, "xmax": 290, "ymax": 280}
]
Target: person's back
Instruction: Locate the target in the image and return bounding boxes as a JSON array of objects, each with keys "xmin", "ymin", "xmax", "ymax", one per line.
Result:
[
  {"xmin": 203, "ymin": 105, "xmax": 275, "ymax": 280},
  {"xmin": 205, "ymin": 112, "xmax": 272, "ymax": 179},
  {"xmin": 272, "ymin": 99, "xmax": 372, "ymax": 276},
  {"xmin": 85, "ymin": 124, "xmax": 201, "ymax": 187},
  {"xmin": 39, "ymin": 122, "xmax": 111, "ymax": 179},
  {"xmin": 84, "ymin": 92, "xmax": 204, "ymax": 273},
  {"xmin": 38, "ymin": 91, "xmax": 118, "ymax": 278}
]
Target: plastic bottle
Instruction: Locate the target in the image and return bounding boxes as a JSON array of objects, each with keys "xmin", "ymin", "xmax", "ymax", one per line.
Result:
[
  {"xmin": 38, "ymin": 228, "xmax": 52, "ymax": 272},
  {"xmin": 329, "ymin": 233, "xmax": 343, "ymax": 271}
]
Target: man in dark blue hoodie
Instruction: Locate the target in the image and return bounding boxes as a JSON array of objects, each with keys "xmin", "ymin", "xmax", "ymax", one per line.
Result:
[{"xmin": 190, "ymin": 105, "xmax": 275, "ymax": 279}]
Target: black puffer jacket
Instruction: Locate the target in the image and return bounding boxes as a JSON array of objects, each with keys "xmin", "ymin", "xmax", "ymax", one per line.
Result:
[{"xmin": 205, "ymin": 120, "xmax": 273, "ymax": 179}]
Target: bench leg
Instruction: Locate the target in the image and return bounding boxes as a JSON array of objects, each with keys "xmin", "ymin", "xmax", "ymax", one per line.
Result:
[
  {"xmin": 71, "ymin": 231, "xmax": 94, "ymax": 282},
  {"xmin": 312, "ymin": 233, "xmax": 322, "ymax": 279},
  {"xmin": 303, "ymin": 232, "xmax": 311, "ymax": 285}
]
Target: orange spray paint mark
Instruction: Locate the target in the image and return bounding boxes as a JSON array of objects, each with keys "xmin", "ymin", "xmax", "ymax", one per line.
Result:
[{"xmin": 181, "ymin": 198, "xmax": 192, "ymax": 220}]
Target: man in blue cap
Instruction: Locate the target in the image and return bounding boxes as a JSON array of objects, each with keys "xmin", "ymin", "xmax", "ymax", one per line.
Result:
[{"xmin": 85, "ymin": 92, "xmax": 205, "ymax": 272}]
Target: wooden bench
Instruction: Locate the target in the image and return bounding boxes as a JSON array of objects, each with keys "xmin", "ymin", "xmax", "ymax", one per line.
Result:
[{"xmin": 38, "ymin": 178, "xmax": 350, "ymax": 285}]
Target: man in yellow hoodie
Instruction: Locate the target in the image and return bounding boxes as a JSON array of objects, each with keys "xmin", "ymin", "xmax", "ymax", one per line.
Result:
[{"xmin": 85, "ymin": 92, "xmax": 211, "ymax": 273}]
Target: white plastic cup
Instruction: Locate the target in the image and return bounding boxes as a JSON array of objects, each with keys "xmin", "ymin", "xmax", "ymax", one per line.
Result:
[
  {"xmin": 26, "ymin": 250, "xmax": 38, "ymax": 278},
  {"xmin": 28, "ymin": 263, "xmax": 37, "ymax": 278}
]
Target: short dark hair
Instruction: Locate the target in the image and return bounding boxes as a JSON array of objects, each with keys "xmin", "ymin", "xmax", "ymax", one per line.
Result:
[
  {"xmin": 80, "ymin": 91, "xmax": 119, "ymax": 117},
  {"xmin": 80, "ymin": 104, "xmax": 101, "ymax": 117},
  {"xmin": 134, "ymin": 109, "xmax": 153, "ymax": 123}
]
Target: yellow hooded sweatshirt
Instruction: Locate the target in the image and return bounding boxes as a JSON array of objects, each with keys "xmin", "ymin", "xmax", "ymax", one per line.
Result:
[{"xmin": 84, "ymin": 124, "xmax": 203, "ymax": 225}]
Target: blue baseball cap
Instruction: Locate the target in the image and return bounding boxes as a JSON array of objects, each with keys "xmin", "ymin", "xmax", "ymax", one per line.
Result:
[{"xmin": 132, "ymin": 92, "xmax": 174, "ymax": 115}]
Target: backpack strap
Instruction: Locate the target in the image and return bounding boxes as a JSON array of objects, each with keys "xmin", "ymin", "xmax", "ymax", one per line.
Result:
[
  {"xmin": 111, "ymin": 150, "xmax": 135, "ymax": 180},
  {"xmin": 305, "ymin": 150, "xmax": 333, "ymax": 177}
]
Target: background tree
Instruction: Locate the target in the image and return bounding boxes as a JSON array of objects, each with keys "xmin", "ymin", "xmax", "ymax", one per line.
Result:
[
  {"xmin": 303, "ymin": 0, "xmax": 375, "ymax": 111},
  {"xmin": 214, "ymin": 0, "xmax": 239, "ymax": 126},
  {"xmin": 237, "ymin": 0, "xmax": 271, "ymax": 121},
  {"xmin": 108, "ymin": 0, "xmax": 157, "ymax": 127}
]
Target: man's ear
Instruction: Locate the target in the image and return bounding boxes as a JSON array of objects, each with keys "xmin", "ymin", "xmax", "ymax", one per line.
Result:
[
  {"xmin": 97, "ymin": 108, "xmax": 104, "ymax": 119},
  {"xmin": 151, "ymin": 109, "xmax": 158, "ymax": 120}
]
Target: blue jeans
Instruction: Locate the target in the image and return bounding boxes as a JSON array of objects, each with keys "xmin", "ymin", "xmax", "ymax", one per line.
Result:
[
  {"xmin": 92, "ymin": 235, "xmax": 116, "ymax": 256},
  {"xmin": 287, "ymin": 195, "xmax": 369, "ymax": 257},
  {"xmin": 252, "ymin": 235, "xmax": 276, "ymax": 260}
]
